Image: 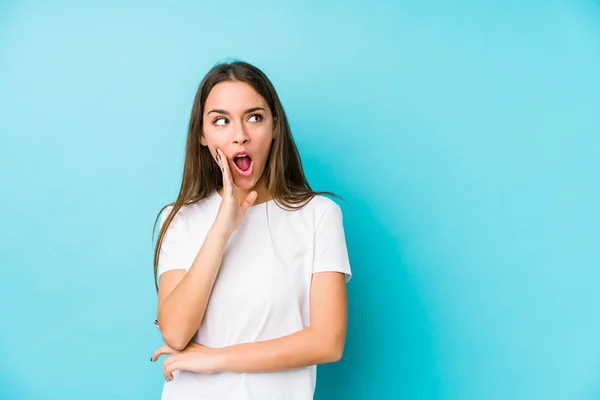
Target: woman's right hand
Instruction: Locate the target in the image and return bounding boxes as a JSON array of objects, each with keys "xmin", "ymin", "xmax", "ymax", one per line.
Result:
[{"xmin": 211, "ymin": 148, "xmax": 258, "ymax": 237}]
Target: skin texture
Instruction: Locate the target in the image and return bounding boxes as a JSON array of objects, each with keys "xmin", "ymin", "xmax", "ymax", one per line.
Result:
[{"xmin": 152, "ymin": 81, "xmax": 348, "ymax": 381}]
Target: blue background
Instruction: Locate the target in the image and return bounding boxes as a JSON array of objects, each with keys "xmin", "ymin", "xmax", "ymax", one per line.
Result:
[{"xmin": 1, "ymin": 1, "xmax": 599, "ymax": 399}]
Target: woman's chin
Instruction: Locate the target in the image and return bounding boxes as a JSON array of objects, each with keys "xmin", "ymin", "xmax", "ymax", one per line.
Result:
[
  {"xmin": 233, "ymin": 174, "xmax": 267, "ymax": 193},
  {"xmin": 232, "ymin": 174, "xmax": 257, "ymax": 190}
]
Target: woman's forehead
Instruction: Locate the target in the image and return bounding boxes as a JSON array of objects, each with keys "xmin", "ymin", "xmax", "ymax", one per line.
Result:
[{"xmin": 205, "ymin": 81, "xmax": 267, "ymax": 112}]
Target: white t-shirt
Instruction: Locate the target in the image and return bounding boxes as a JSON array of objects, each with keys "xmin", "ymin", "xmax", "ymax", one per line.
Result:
[{"xmin": 157, "ymin": 189, "xmax": 352, "ymax": 400}]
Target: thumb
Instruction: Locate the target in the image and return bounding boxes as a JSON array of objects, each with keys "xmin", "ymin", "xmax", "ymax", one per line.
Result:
[{"xmin": 241, "ymin": 191, "xmax": 258, "ymax": 211}]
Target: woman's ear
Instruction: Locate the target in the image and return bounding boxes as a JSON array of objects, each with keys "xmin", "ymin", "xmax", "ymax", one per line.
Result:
[{"xmin": 199, "ymin": 133, "xmax": 207, "ymax": 146}]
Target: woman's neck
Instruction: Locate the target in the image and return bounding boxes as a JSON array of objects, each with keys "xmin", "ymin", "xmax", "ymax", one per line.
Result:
[{"xmin": 217, "ymin": 183, "xmax": 272, "ymax": 206}]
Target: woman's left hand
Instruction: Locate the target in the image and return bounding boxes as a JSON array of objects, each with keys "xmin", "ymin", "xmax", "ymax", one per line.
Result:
[{"xmin": 151, "ymin": 343, "xmax": 223, "ymax": 381}]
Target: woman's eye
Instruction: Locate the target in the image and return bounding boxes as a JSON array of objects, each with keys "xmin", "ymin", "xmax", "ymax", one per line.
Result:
[
  {"xmin": 213, "ymin": 117, "xmax": 228, "ymax": 126},
  {"xmin": 247, "ymin": 114, "xmax": 263, "ymax": 123}
]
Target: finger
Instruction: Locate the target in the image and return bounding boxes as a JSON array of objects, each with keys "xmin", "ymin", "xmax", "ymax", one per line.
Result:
[
  {"xmin": 216, "ymin": 149, "xmax": 233, "ymax": 195},
  {"xmin": 163, "ymin": 356, "xmax": 178, "ymax": 381},
  {"xmin": 216, "ymin": 149, "xmax": 235, "ymax": 198},
  {"xmin": 241, "ymin": 191, "xmax": 258, "ymax": 211},
  {"xmin": 151, "ymin": 344, "xmax": 177, "ymax": 362}
]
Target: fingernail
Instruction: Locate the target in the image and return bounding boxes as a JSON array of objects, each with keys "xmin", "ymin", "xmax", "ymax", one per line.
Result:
[{"xmin": 154, "ymin": 320, "xmax": 158, "ymax": 325}]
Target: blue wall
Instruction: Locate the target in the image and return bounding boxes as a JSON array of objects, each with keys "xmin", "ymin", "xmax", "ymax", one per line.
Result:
[{"xmin": 1, "ymin": 1, "xmax": 599, "ymax": 399}]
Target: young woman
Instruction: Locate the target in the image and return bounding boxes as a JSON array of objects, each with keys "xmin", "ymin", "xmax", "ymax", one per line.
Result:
[{"xmin": 150, "ymin": 60, "xmax": 352, "ymax": 400}]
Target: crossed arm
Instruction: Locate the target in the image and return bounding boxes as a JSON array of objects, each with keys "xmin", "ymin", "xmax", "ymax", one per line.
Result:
[{"xmin": 152, "ymin": 269, "xmax": 348, "ymax": 376}]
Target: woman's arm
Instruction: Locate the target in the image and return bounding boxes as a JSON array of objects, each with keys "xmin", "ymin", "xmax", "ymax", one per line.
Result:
[
  {"xmin": 157, "ymin": 149, "xmax": 258, "ymax": 351},
  {"xmin": 216, "ymin": 271, "xmax": 348, "ymax": 372},
  {"xmin": 157, "ymin": 227, "xmax": 229, "ymax": 351}
]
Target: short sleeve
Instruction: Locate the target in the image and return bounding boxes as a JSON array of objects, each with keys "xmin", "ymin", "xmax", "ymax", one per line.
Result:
[
  {"xmin": 157, "ymin": 205, "xmax": 189, "ymax": 279},
  {"xmin": 313, "ymin": 201, "xmax": 352, "ymax": 283}
]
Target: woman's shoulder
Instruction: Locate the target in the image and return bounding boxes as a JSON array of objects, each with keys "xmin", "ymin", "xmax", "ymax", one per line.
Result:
[
  {"xmin": 161, "ymin": 192, "xmax": 219, "ymax": 225},
  {"xmin": 306, "ymin": 193, "xmax": 340, "ymax": 211},
  {"xmin": 300, "ymin": 194, "xmax": 347, "ymax": 234},
  {"xmin": 297, "ymin": 193, "xmax": 344, "ymax": 222}
]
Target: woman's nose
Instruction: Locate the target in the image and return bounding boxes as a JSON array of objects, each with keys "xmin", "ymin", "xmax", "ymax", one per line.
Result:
[{"xmin": 232, "ymin": 123, "xmax": 250, "ymax": 144}]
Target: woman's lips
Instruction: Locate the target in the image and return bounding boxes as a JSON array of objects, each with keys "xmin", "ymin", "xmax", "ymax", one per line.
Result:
[{"xmin": 231, "ymin": 157, "xmax": 254, "ymax": 177}]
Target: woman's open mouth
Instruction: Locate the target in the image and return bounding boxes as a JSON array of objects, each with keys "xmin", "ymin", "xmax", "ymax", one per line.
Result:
[{"xmin": 232, "ymin": 152, "xmax": 254, "ymax": 177}]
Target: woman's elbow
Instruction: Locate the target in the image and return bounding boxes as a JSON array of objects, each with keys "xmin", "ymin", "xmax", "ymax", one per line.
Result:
[
  {"xmin": 320, "ymin": 335, "xmax": 345, "ymax": 363},
  {"xmin": 161, "ymin": 329, "xmax": 191, "ymax": 351},
  {"xmin": 327, "ymin": 342, "xmax": 344, "ymax": 363}
]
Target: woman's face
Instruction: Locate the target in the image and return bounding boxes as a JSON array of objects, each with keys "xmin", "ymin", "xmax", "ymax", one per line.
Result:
[{"xmin": 200, "ymin": 81, "xmax": 275, "ymax": 191}]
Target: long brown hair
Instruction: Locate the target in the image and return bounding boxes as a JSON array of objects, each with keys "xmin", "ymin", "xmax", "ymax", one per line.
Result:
[{"xmin": 152, "ymin": 60, "xmax": 343, "ymax": 291}]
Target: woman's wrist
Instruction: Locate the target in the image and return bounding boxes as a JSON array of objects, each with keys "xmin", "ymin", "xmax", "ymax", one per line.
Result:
[
  {"xmin": 207, "ymin": 224, "xmax": 232, "ymax": 243},
  {"xmin": 212, "ymin": 347, "xmax": 230, "ymax": 372}
]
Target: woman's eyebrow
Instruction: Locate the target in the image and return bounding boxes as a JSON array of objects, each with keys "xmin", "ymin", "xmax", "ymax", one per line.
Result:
[{"xmin": 207, "ymin": 107, "xmax": 266, "ymax": 116}]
